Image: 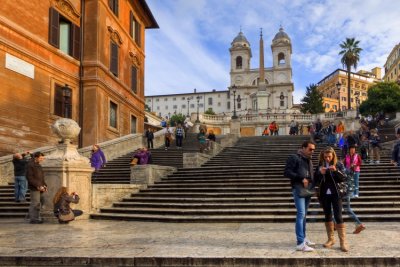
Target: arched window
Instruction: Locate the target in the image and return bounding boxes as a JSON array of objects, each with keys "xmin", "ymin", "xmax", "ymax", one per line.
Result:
[
  {"xmin": 236, "ymin": 56, "xmax": 242, "ymax": 69},
  {"xmin": 278, "ymin": 52, "xmax": 285, "ymax": 65},
  {"xmin": 252, "ymin": 78, "xmax": 269, "ymax": 85}
]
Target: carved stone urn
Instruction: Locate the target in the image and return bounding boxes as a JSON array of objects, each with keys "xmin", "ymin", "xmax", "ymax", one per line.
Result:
[{"xmin": 51, "ymin": 118, "xmax": 81, "ymax": 144}]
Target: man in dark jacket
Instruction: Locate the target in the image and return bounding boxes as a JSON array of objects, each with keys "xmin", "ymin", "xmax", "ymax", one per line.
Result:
[
  {"xmin": 26, "ymin": 152, "xmax": 46, "ymax": 224},
  {"xmin": 145, "ymin": 129, "xmax": 154, "ymax": 149},
  {"xmin": 12, "ymin": 152, "xmax": 30, "ymax": 202},
  {"xmin": 284, "ymin": 140, "xmax": 316, "ymax": 252}
]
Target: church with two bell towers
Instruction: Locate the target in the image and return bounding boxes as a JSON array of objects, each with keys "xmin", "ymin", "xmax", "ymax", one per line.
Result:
[{"xmin": 229, "ymin": 27, "xmax": 295, "ymax": 114}]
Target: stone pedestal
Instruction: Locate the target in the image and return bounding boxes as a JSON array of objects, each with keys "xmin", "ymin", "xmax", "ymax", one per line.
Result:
[
  {"xmin": 256, "ymin": 90, "xmax": 269, "ymax": 110},
  {"xmin": 230, "ymin": 119, "xmax": 241, "ymax": 136},
  {"xmin": 41, "ymin": 143, "xmax": 93, "ymax": 222},
  {"xmin": 183, "ymin": 153, "xmax": 212, "ymax": 168},
  {"xmin": 130, "ymin": 164, "xmax": 176, "ymax": 185}
]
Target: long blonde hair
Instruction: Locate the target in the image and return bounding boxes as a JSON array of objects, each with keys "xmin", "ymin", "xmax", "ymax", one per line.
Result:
[
  {"xmin": 318, "ymin": 146, "xmax": 338, "ymax": 166},
  {"xmin": 53, "ymin": 187, "xmax": 68, "ymax": 204}
]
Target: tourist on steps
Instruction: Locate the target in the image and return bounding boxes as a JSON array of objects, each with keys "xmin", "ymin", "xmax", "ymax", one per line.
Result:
[
  {"xmin": 12, "ymin": 151, "xmax": 30, "ymax": 202},
  {"xmin": 53, "ymin": 187, "xmax": 82, "ymax": 224},
  {"xmin": 313, "ymin": 147, "xmax": 349, "ymax": 252},
  {"xmin": 284, "ymin": 140, "xmax": 317, "ymax": 252},
  {"xmin": 90, "ymin": 144, "xmax": 106, "ymax": 171},
  {"xmin": 343, "ymin": 145, "xmax": 366, "ymax": 234}
]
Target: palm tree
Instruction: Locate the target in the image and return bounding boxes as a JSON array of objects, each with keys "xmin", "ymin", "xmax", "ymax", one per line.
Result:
[{"xmin": 339, "ymin": 38, "xmax": 362, "ymax": 110}]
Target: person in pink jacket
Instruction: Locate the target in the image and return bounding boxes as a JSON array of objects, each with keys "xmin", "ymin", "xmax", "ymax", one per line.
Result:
[{"xmin": 343, "ymin": 145, "xmax": 365, "ymax": 234}]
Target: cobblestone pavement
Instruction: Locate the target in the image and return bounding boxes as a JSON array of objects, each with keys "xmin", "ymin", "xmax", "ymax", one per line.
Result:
[{"xmin": 0, "ymin": 219, "xmax": 398, "ymax": 261}]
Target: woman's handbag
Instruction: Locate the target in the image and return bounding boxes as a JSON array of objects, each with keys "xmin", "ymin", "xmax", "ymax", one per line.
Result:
[
  {"xmin": 59, "ymin": 210, "xmax": 75, "ymax": 222},
  {"xmin": 294, "ymin": 183, "xmax": 315, "ymax": 198}
]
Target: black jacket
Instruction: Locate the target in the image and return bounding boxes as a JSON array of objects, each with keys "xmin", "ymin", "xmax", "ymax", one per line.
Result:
[
  {"xmin": 12, "ymin": 157, "xmax": 29, "ymax": 176},
  {"xmin": 284, "ymin": 152, "xmax": 314, "ymax": 188},
  {"xmin": 313, "ymin": 162, "xmax": 346, "ymax": 199}
]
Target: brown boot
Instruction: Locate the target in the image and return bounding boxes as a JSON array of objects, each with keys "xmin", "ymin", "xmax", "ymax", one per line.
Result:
[
  {"xmin": 336, "ymin": 223, "xmax": 349, "ymax": 252},
  {"xmin": 323, "ymin": 221, "xmax": 335, "ymax": 248}
]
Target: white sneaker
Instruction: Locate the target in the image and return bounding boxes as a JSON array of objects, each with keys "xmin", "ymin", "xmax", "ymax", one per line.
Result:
[
  {"xmin": 304, "ymin": 238, "xmax": 316, "ymax": 247},
  {"xmin": 296, "ymin": 242, "xmax": 315, "ymax": 252}
]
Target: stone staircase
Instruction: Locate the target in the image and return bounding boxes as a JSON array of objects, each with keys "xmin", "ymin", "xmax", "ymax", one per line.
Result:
[
  {"xmin": 91, "ymin": 135, "xmax": 400, "ymax": 222},
  {"xmin": 92, "ymin": 133, "xmax": 200, "ymax": 184},
  {"xmin": 0, "ymin": 185, "xmax": 29, "ymax": 218}
]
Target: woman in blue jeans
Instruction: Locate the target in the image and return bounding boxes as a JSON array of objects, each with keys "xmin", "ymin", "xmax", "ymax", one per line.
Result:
[{"xmin": 284, "ymin": 141, "xmax": 317, "ymax": 252}]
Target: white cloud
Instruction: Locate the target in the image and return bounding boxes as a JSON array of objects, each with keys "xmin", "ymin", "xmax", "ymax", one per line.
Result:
[{"xmin": 145, "ymin": 0, "xmax": 400, "ymax": 103}]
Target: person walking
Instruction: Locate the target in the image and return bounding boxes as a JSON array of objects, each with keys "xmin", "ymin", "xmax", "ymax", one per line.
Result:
[
  {"xmin": 343, "ymin": 145, "xmax": 366, "ymax": 234},
  {"xmin": 90, "ymin": 144, "xmax": 106, "ymax": 171},
  {"xmin": 197, "ymin": 128, "xmax": 207, "ymax": 153},
  {"xmin": 369, "ymin": 129, "xmax": 381, "ymax": 164},
  {"xmin": 26, "ymin": 152, "xmax": 47, "ymax": 224},
  {"xmin": 145, "ymin": 128, "xmax": 154, "ymax": 149},
  {"xmin": 390, "ymin": 129, "xmax": 400, "ymax": 167},
  {"xmin": 314, "ymin": 147, "xmax": 349, "ymax": 252},
  {"xmin": 175, "ymin": 123, "xmax": 184, "ymax": 149},
  {"xmin": 164, "ymin": 125, "xmax": 173, "ymax": 150},
  {"xmin": 12, "ymin": 152, "xmax": 30, "ymax": 202},
  {"xmin": 284, "ymin": 140, "xmax": 317, "ymax": 252},
  {"xmin": 336, "ymin": 121, "xmax": 345, "ymax": 146}
]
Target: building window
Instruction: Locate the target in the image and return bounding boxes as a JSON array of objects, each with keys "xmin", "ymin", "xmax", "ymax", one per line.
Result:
[
  {"xmin": 182, "ymin": 104, "xmax": 186, "ymax": 109},
  {"xmin": 130, "ymin": 115, "xmax": 137, "ymax": 134},
  {"xmin": 54, "ymin": 84, "xmax": 72, "ymax": 118},
  {"xmin": 173, "ymin": 97, "xmax": 176, "ymax": 101},
  {"xmin": 147, "ymin": 99, "xmax": 151, "ymax": 102},
  {"xmin": 109, "ymin": 101, "xmax": 118, "ymax": 128},
  {"xmin": 325, "ymin": 103, "xmax": 330, "ymax": 108},
  {"xmin": 190, "ymin": 104, "xmax": 195, "ymax": 108},
  {"xmin": 164, "ymin": 98, "xmax": 168, "ymax": 101},
  {"xmin": 129, "ymin": 11, "xmax": 141, "ymax": 46},
  {"xmin": 108, "ymin": 0, "xmax": 119, "ymax": 16},
  {"xmin": 48, "ymin": 7, "xmax": 80, "ymax": 59},
  {"xmin": 208, "ymin": 97, "xmax": 213, "ymax": 105},
  {"xmin": 182, "ymin": 97, "xmax": 186, "ymax": 100},
  {"xmin": 280, "ymin": 100, "xmax": 284, "ymax": 107},
  {"xmin": 110, "ymin": 41, "xmax": 119, "ymax": 77},
  {"xmin": 236, "ymin": 56, "xmax": 242, "ymax": 69},
  {"xmin": 218, "ymin": 102, "xmax": 221, "ymax": 107},
  {"xmin": 173, "ymin": 105, "xmax": 177, "ymax": 109},
  {"xmin": 237, "ymin": 103, "xmax": 241, "ymax": 109},
  {"xmin": 156, "ymin": 98, "xmax": 159, "ymax": 102},
  {"xmin": 199, "ymin": 104, "xmax": 204, "ymax": 108},
  {"xmin": 131, "ymin": 66, "xmax": 137, "ymax": 93},
  {"xmin": 227, "ymin": 102, "xmax": 231, "ymax": 109},
  {"xmin": 156, "ymin": 106, "xmax": 160, "ymax": 110},
  {"xmin": 165, "ymin": 106, "xmax": 168, "ymax": 109}
]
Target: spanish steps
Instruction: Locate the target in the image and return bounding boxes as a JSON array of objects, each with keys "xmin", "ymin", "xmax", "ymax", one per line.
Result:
[
  {"xmin": 91, "ymin": 134, "xmax": 400, "ymax": 222},
  {"xmin": 1, "ymin": 132, "xmax": 400, "ymax": 222}
]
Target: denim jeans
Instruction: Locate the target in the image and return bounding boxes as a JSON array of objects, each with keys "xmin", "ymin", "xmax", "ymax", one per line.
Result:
[
  {"xmin": 176, "ymin": 136, "xmax": 183, "ymax": 147},
  {"xmin": 292, "ymin": 189, "xmax": 311, "ymax": 245},
  {"xmin": 343, "ymin": 196, "xmax": 361, "ymax": 225},
  {"xmin": 14, "ymin": 176, "xmax": 27, "ymax": 201},
  {"xmin": 353, "ymin": 171, "xmax": 360, "ymax": 196}
]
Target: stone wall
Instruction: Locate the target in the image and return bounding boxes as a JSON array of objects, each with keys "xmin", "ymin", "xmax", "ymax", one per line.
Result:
[
  {"xmin": 130, "ymin": 165, "xmax": 176, "ymax": 185},
  {"xmin": 92, "ymin": 184, "xmax": 146, "ymax": 212},
  {"xmin": 183, "ymin": 153, "xmax": 212, "ymax": 168}
]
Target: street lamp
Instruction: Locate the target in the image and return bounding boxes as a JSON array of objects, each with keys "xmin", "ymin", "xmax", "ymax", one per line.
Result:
[
  {"xmin": 187, "ymin": 96, "xmax": 193, "ymax": 117},
  {"xmin": 195, "ymin": 95, "xmax": 201, "ymax": 123},
  {"xmin": 355, "ymin": 91, "xmax": 360, "ymax": 119},
  {"xmin": 231, "ymin": 84, "xmax": 238, "ymax": 119},
  {"xmin": 62, "ymin": 84, "xmax": 71, "ymax": 118}
]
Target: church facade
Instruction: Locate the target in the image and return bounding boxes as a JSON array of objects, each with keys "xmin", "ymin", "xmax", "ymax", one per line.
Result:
[{"xmin": 145, "ymin": 27, "xmax": 296, "ymax": 119}]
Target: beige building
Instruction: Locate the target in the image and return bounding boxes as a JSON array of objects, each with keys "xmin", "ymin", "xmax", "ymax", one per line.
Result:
[
  {"xmin": 383, "ymin": 43, "xmax": 400, "ymax": 83},
  {"xmin": 317, "ymin": 68, "xmax": 381, "ymax": 112}
]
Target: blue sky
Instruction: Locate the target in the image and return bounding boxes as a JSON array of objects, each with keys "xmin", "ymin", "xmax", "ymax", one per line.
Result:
[{"xmin": 144, "ymin": 0, "xmax": 400, "ymax": 103}]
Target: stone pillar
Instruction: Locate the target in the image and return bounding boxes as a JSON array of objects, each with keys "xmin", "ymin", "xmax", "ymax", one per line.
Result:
[
  {"xmin": 230, "ymin": 119, "xmax": 241, "ymax": 136},
  {"xmin": 39, "ymin": 118, "xmax": 93, "ymax": 222},
  {"xmin": 41, "ymin": 143, "xmax": 93, "ymax": 222},
  {"xmin": 130, "ymin": 165, "xmax": 176, "ymax": 185}
]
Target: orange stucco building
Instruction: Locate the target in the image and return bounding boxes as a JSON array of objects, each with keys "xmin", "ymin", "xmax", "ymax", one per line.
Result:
[{"xmin": 0, "ymin": 0, "xmax": 158, "ymax": 156}]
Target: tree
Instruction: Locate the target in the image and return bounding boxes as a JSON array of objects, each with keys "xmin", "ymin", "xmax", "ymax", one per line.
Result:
[
  {"xmin": 169, "ymin": 113, "xmax": 186, "ymax": 127},
  {"xmin": 339, "ymin": 38, "xmax": 362, "ymax": 110},
  {"xmin": 300, "ymin": 84, "xmax": 324, "ymax": 114},
  {"xmin": 204, "ymin": 108, "xmax": 216, "ymax": 115},
  {"xmin": 359, "ymin": 82, "xmax": 400, "ymax": 115},
  {"xmin": 145, "ymin": 104, "xmax": 151, "ymax": 112}
]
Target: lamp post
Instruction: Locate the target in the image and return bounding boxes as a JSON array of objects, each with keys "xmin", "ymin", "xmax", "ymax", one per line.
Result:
[
  {"xmin": 355, "ymin": 91, "xmax": 360, "ymax": 119},
  {"xmin": 195, "ymin": 95, "xmax": 201, "ymax": 123},
  {"xmin": 231, "ymin": 84, "xmax": 238, "ymax": 119},
  {"xmin": 237, "ymin": 94, "xmax": 241, "ymax": 117},
  {"xmin": 187, "ymin": 96, "xmax": 193, "ymax": 117},
  {"xmin": 335, "ymin": 81, "xmax": 341, "ymax": 112},
  {"xmin": 62, "ymin": 84, "xmax": 71, "ymax": 118}
]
